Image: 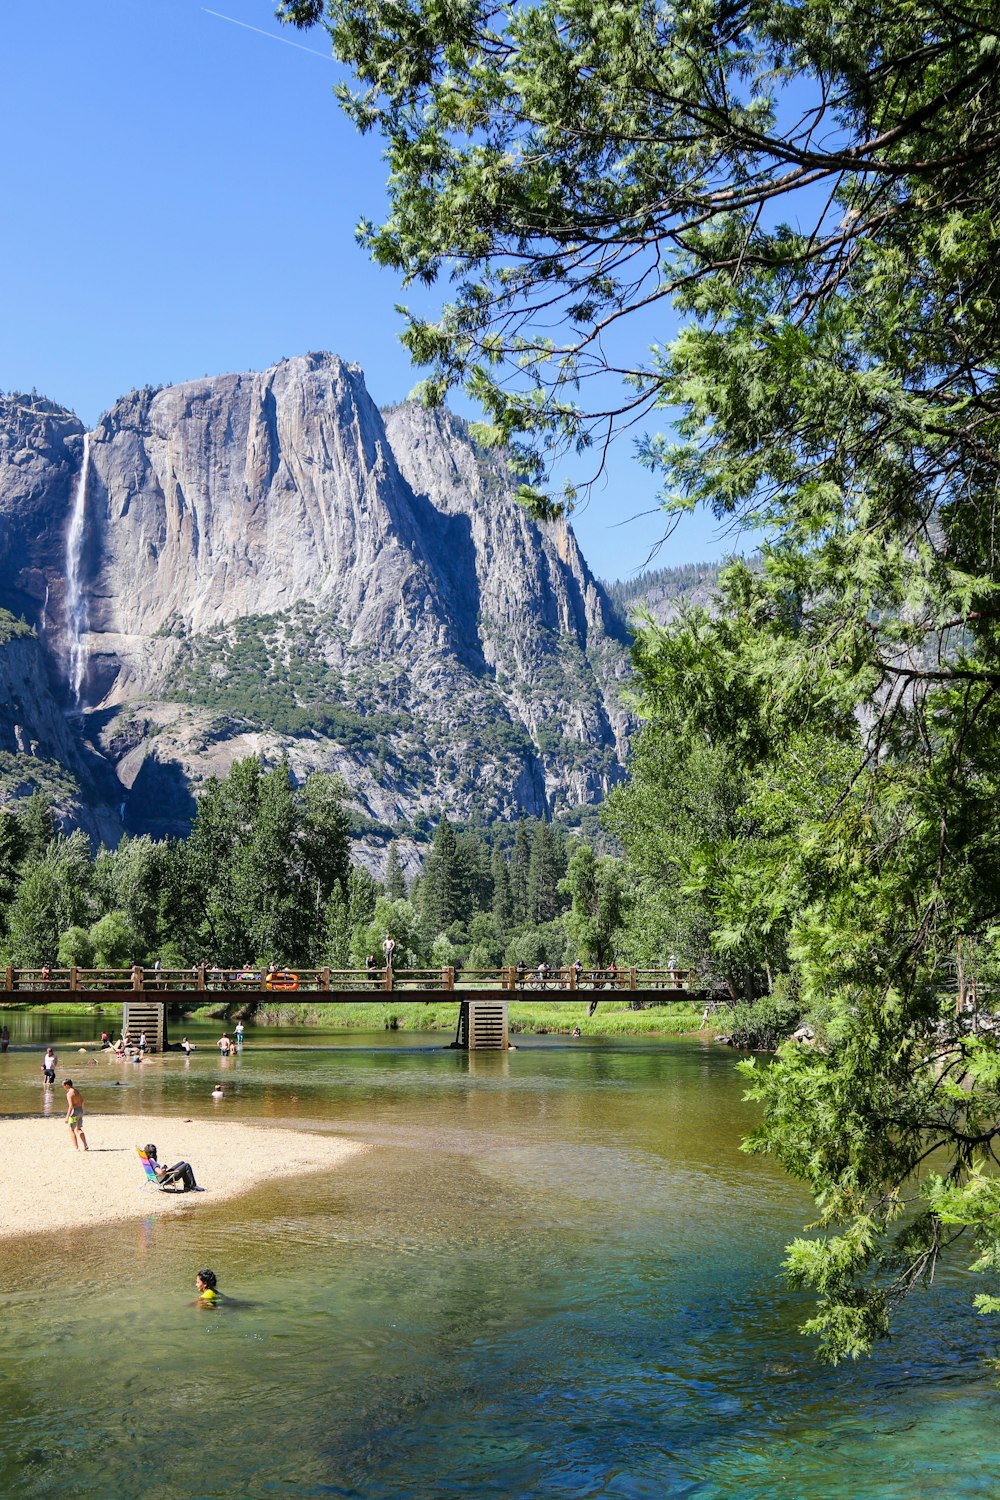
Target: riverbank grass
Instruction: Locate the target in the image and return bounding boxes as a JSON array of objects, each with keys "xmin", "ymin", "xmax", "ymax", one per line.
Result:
[{"xmin": 189, "ymin": 998, "xmax": 706, "ymax": 1035}]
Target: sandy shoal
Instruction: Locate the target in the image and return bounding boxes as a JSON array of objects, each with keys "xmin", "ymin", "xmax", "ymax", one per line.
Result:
[{"xmin": 0, "ymin": 1115, "xmax": 367, "ymax": 1239}]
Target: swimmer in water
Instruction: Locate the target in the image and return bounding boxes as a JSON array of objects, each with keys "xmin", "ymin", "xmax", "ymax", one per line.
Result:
[
  {"xmin": 211, "ymin": 1083, "xmax": 224, "ymax": 1100},
  {"xmin": 195, "ymin": 1269, "xmax": 220, "ymax": 1302}
]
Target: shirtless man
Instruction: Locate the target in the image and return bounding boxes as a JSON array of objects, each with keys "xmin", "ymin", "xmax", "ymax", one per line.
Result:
[{"xmin": 62, "ymin": 1079, "xmax": 89, "ymax": 1151}]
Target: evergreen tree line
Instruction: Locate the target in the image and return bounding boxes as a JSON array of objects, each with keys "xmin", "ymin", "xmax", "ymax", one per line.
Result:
[
  {"xmin": 0, "ymin": 758, "xmax": 628, "ymax": 973},
  {"xmin": 601, "ymin": 561, "xmax": 723, "ymax": 614}
]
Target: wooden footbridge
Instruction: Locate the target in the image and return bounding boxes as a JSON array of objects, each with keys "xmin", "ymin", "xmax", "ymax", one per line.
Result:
[{"xmin": 1, "ymin": 965, "xmax": 698, "ymax": 1051}]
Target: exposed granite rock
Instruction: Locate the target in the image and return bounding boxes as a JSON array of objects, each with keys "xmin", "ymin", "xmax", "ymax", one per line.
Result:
[
  {"xmin": 0, "ymin": 355, "xmax": 633, "ymax": 852},
  {"xmin": 0, "ymin": 622, "xmax": 122, "ymax": 845},
  {"xmin": 0, "ymin": 392, "xmax": 84, "ymax": 662}
]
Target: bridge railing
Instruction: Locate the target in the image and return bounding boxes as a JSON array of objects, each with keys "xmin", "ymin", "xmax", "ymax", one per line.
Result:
[
  {"xmin": 1, "ymin": 964, "xmax": 696, "ymax": 995},
  {"xmin": 9, "ymin": 966, "xmax": 73, "ymax": 991},
  {"xmin": 633, "ymin": 966, "xmax": 691, "ymax": 990}
]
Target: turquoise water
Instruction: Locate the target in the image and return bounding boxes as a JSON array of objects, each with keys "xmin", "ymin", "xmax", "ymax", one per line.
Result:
[{"xmin": 0, "ymin": 1022, "xmax": 997, "ymax": 1498}]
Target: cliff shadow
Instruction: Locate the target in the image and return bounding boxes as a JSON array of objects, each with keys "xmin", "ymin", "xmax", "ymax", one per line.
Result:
[
  {"xmin": 122, "ymin": 752, "xmax": 198, "ymax": 838},
  {"xmin": 401, "ymin": 487, "xmax": 487, "ymax": 675}
]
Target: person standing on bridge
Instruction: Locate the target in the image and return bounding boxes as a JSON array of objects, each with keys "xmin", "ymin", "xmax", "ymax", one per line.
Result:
[{"xmin": 382, "ymin": 933, "xmax": 396, "ymax": 970}]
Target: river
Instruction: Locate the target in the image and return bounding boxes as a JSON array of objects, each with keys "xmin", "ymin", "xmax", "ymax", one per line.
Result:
[{"xmin": 0, "ymin": 1018, "xmax": 997, "ymax": 1498}]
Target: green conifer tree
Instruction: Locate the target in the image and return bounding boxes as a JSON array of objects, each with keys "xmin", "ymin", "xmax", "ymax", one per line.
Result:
[
  {"xmin": 384, "ymin": 841, "xmax": 407, "ymax": 901},
  {"xmin": 509, "ymin": 820, "xmax": 532, "ymax": 925},
  {"xmin": 490, "ymin": 845, "xmax": 514, "ymax": 936},
  {"xmin": 527, "ymin": 819, "xmax": 564, "ymax": 926},
  {"xmin": 454, "ymin": 829, "xmax": 492, "ymax": 920},
  {"xmin": 347, "ymin": 866, "xmax": 380, "ymax": 934},
  {"xmin": 421, "ymin": 815, "xmax": 463, "ymax": 936}
]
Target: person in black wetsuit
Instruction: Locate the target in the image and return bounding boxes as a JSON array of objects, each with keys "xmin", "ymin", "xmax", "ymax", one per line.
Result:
[{"xmin": 145, "ymin": 1143, "xmax": 199, "ymax": 1192}]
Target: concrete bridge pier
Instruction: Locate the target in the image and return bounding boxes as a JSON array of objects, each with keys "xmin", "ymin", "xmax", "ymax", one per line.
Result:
[
  {"xmin": 121, "ymin": 997, "xmax": 168, "ymax": 1051},
  {"xmin": 456, "ymin": 999, "xmax": 509, "ymax": 1050}
]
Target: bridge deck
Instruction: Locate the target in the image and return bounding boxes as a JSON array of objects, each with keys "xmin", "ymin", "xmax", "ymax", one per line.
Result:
[{"xmin": 0, "ymin": 987, "xmax": 698, "ymax": 1007}]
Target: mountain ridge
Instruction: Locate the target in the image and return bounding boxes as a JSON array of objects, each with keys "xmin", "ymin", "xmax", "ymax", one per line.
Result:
[{"xmin": 0, "ymin": 354, "xmax": 632, "ymax": 866}]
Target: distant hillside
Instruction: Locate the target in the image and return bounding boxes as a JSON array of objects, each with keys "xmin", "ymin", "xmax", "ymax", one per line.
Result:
[{"xmin": 603, "ymin": 560, "xmax": 728, "ymax": 626}]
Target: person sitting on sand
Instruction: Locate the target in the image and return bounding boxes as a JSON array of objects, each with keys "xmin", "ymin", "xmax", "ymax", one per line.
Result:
[
  {"xmin": 145, "ymin": 1143, "xmax": 200, "ymax": 1192},
  {"xmin": 195, "ymin": 1268, "xmax": 220, "ymax": 1302},
  {"xmin": 62, "ymin": 1079, "xmax": 89, "ymax": 1151}
]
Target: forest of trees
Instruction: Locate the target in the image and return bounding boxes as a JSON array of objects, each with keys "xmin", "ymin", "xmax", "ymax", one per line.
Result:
[
  {"xmin": 601, "ymin": 562, "xmax": 724, "ymax": 619},
  {"xmin": 0, "ymin": 763, "xmax": 628, "ymax": 977}
]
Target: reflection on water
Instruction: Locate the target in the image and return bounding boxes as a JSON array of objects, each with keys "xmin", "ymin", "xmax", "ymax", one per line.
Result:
[{"xmin": 0, "ymin": 1021, "xmax": 998, "ymax": 1498}]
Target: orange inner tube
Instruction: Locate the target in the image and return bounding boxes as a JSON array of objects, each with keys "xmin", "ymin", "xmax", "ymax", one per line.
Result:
[{"xmin": 266, "ymin": 971, "xmax": 299, "ymax": 991}]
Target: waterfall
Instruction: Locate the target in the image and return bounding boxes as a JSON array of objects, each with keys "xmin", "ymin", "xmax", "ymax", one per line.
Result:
[{"xmin": 65, "ymin": 432, "xmax": 90, "ymax": 707}]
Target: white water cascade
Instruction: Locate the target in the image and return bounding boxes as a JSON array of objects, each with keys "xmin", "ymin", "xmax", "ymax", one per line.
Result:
[{"xmin": 65, "ymin": 432, "xmax": 90, "ymax": 707}]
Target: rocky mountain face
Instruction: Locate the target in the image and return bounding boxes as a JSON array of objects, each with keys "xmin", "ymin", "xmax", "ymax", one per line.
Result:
[{"xmin": 0, "ymin": 355, "xmax": 632, "ymax": 863}]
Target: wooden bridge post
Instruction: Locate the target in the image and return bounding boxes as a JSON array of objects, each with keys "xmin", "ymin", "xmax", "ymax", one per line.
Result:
[
  {"xmin": 132, "ymin": 965, "xmax": 143, "ymax": 992},
  {"xmin": 320, "ymin": 967, "xmax": 330, "ymax": 990},
  {"xmin": 4, "ymin": 965, "xmax": 13, "ymax": 992},
  {"xmin": 196, "ymin": 964, "xmax": 206, "ymax": 992},
  {"xmin": 629, "ymin": 968, "xmax": 637, "ymax": 991},
  {"xmin": 69, "ymin": 966, "xmax": 79, "ymax": 993},
  {"xmin": 384, "ymin": 967, "xmax": 393, "ymax": 993},
  {"xmin": 445, "ymin": 966, "xmax": 454, "ymax": 990}
]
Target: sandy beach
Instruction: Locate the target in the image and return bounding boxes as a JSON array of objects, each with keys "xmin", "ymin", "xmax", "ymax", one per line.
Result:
[{"xmin": 0, "ymin": 1115, "xmax": 367, "ymax": 1239}]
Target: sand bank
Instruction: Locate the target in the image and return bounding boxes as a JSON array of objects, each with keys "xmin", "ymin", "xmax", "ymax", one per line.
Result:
[{"xmin": 0, "ymin": 1115, "xmax": 366, "ymax": 1239}]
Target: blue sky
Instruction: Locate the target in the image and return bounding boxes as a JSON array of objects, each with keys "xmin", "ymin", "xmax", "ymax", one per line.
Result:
[{"xmin": 0, "ymin": 1, "xmax": 751, "ymax": 581}]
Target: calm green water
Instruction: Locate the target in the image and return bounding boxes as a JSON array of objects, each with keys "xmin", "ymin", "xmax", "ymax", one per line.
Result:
[{"xmin": 1, "ymin": 1018, "xmax": 997, "ymax": 1499}]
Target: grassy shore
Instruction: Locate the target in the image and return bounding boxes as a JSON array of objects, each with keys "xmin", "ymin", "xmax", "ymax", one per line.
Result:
[
  {"xmin": 2, "ymin": 997, "xmax": 707, "ymax": 1036},
  {"xmin": 187, "ymin": 998, "xmax": 707, "ymax": 1036}
]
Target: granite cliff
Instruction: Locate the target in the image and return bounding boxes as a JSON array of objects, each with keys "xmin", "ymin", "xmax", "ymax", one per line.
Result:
[{"xmin": 0, "ymin": 355, "xmax": 631, "ymax": 860}]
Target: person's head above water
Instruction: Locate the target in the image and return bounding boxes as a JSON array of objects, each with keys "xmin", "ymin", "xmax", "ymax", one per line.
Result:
[{"xmin": 196, "ymin": 1269, "xmax": 218, "ymax": 1298}]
